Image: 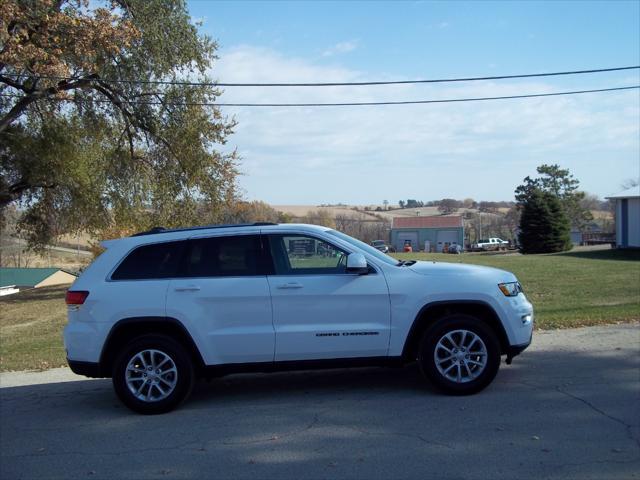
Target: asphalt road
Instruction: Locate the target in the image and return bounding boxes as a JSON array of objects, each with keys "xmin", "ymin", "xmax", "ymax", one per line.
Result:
[{"xmin": 1, "ymin": 324, "xmax": 639, "ymax": 480}]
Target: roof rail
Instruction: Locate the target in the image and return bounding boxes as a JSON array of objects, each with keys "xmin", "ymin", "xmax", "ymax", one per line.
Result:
[{"xmin": 130, "ymin": 222, "xmax": 278, "ymax": 237}]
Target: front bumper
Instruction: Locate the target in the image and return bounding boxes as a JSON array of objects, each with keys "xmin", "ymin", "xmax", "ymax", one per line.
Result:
[
  {"xmin": 505, "ymin": 330, "xmax": 533, "ymax": 364},
  {"xmin": 67, "ymin": 359, "xmax": 105, "ymax": 378}
]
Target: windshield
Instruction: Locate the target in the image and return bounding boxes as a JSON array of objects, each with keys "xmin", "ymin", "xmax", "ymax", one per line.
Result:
[{"xmin": 327, "ymin": 230, "xmax": 398, "ymax": 266}]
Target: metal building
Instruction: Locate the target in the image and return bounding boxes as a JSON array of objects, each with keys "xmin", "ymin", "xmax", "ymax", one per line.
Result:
[
  {"xmin": 391, "ymin": 216, "xmax": 464, "ymax": 252},
  {"xmin": 606, "ymin": 186, "xmax": 640, "ymax": 248}
]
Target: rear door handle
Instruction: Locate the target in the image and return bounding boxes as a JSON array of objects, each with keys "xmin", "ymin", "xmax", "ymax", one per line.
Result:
[
  {"xmin": 277, "ymin": 282, "xmax": 304, "ymax": 289},
  {"xmin": 174, "ymin": 285, "xmax": 201, "ymax": 292}
]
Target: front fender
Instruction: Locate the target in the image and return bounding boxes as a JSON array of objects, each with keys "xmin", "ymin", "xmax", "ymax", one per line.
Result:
[{"xmin": 388, "ymin": 292, "xmax": 514, "ymax": 357}]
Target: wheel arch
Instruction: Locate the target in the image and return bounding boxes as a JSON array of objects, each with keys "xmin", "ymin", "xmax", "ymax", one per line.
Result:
[
  {"xmin": 99, "ymin": 317, "xmax": 205, "ymax": 377},
  {"xmin": 401, "ymin": 301, "xmax": 509, "ymax": 362}
]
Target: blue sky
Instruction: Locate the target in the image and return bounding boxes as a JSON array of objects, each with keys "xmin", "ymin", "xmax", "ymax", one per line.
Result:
[{"xmin": 188, "ymin": 0, "xmax": 640, "ymax": 204}]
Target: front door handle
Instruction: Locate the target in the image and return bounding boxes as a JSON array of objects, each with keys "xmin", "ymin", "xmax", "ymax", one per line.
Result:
[
  {"xmin": 174, "ymin": 285, "xmax": 201, "ymax": 292},
  {"xmin": 277, "ymin": 282, "xmax": 304, "ymax": 289}
]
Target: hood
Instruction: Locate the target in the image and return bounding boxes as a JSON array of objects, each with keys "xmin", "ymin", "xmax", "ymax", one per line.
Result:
[{"xmin": 408, "ymin": 260, "xmax": 516, "ymax": 282}]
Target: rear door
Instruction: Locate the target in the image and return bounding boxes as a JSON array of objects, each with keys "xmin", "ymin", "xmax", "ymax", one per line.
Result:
[
  {"xmin": 106, "ymin": 240, "xmax": 184, "ymax": 324},
  {"xmin": 166, "ymin": 234, "xmax": 274, "ymax": 365},
  {"xmin": 265, "ymin": 233, "xmax": 391, "ymax": 361}
]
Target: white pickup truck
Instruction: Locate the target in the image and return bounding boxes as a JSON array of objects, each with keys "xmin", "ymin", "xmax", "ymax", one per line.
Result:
[{"xmin": 473, "ymin": 238, "xmax": 510, "ymax": 251}]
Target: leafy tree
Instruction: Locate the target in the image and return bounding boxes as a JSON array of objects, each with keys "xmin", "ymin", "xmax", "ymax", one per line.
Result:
[
  {"xmin": 1, "ymin": 0, "xmax": 238, "ymax": 249},
  {"xmin": 579, "ymin": 193, "xmax": 601, "ymax": 214},
  {"xmin": 503, "ymin": 206, "xmax": 521, "ymax": 241},
  {"xmin": 398, "ymin": 200, "xmax": 405, "ymax": 209},
  {"xmin": 515, "ymin": 164, "xmax": 592, "ymax": 230},
  {"xmin": 518, "ymin": 188, "xmax": 571, "ymax": 254},
  {"xmin": 301, "ymin": 210, "xmax": 335, "ymax": 229},
  {"xmin": 437, "ymin": 198, "xmax": 459, "ymax": 214},
  {"xmin": 462, "ymin": 198, "xmax": 476, "ymax": 209},
  {"xmin": 405, "ymin": 199, "xmax": 424, "ymax": 209},
  {"xmin": 220, "ymin": 201, "xmax": 283, "ymax": 224}
]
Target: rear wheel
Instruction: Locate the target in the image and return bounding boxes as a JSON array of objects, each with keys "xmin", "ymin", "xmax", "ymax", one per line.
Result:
[
  {"xmin": 112, "ymin": 335, "xmax": 194, "ymax": 414},
  {"xmin": 418, "ymin": 315, "xmax": 500, "ymax": 395}
]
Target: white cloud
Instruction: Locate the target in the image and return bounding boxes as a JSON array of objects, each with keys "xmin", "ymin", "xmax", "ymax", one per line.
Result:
[
  {"xmin": 212, "ymin": 45, "xmax": 640, "ymax": 203},
  {"xmin": 322, "ymin": 40, "xmax": 358, "ymax": 57}
]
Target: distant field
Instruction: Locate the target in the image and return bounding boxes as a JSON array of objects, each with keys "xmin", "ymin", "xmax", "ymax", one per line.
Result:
[
  {"xmin": 0, "ymin": 240, "xmax": 91, "ymax": 273},
  {"xmin": 274, "ymin": 204, "xmax": 460, "ymax": 221},
  {"xmin": 1, "ymin": 248, "xmax": 638, "ymax": 372},
  {"xmin": 273, "ymin": 205, "xmax": 376, "ymax": 220},
  {"xmin": 55, "ymin": 232, "xmax": 93, "ymax": 249}
]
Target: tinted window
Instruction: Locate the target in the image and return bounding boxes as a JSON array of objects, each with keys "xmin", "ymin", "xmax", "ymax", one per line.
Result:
[
  {"xmin": 112, "ymin": 241, "xmax": 185, "ymax": 280},
  {"xmin": 181, "ymin": 235, "xmax": 264, "ymax": 277},
  {"xmin": 268, "ymin": 234, "xmax": 348, "ymax": 275}
]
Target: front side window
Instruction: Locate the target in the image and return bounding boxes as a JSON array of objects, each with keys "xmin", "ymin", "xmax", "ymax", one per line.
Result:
[
  {"xmin": 181, "ymin": 235, "xmax": 264, "ymax": 277},
  {"xmin": 111, "ymin": 241, "xmax": 185, "ymax": 280},
  {"xmin": 268, "ymin": 234, "xmax": 348, "ymax": 275}
]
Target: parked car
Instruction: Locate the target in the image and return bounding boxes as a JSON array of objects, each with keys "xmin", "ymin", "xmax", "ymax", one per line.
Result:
[
  {"xmin": 371, "ymin": 240, "xmax": 390, "ymax": 253},
  {"xmin": 64, "ymin": 223, "xmax": 533, "ymax": 414},
  {"xmin": 472, "ymin": 238, "xmax": 510, "ymax": 251},
  {"xmin": 448, "ymin": 244, "xmax": 463, "ymax": 254}
]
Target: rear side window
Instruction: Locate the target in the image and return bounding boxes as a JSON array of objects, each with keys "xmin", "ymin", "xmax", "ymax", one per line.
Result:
[
  {"xmin": 111, "ymin": 241, "xmax": 185, "ymax": 280},
  {"xmin": 180, "ymin": 235, "xmax": 265, "ymax": 277}
]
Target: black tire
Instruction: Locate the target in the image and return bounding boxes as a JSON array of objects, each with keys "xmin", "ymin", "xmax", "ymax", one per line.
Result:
[
  {"xmin": 112, "ymin": 334, "xmax": 195, "ymax": 414},
  {"xmin": 418, "ymin": 315, "xmax": 500, "ymax": 395}
]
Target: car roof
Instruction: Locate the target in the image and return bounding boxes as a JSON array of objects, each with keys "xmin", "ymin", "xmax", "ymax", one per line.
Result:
[
  {"xmin": 101, "ymin": 223, "xmax": 334, "ymax": 248},
  {"xmin": 131, "ymin": 222, "xmax": 277, "ymax": 237}
]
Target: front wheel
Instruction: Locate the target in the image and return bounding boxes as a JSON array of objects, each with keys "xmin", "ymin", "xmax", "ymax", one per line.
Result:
[
  {"xmin": 112, "ymin": 335, "xmax": 195, "ymax": 414},
  {"xmin": 418, "ymin": 315, "xmax": 500, "ymax": 395}
]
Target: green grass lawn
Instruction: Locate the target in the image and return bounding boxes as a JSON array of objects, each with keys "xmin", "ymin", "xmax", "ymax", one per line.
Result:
[
  {"xmin": 0, "ymin": 285, "xmax": 68, "ymax": 372},
  {"xmin": 393, "ymin": 248, "xmax": 640, "ymax": 329},
  {"xmin": 1, "ymin": 248, "xmax": 638, "ymax": 372}
]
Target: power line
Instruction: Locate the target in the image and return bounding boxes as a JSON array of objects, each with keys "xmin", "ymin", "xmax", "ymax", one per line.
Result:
[
  {"xmin": 2, "ymin": 66, "xmax": 639, "ymax": 88},
  {"xmin": 217, "ymin": 86, "xmax": 640, "ymax": 106},
  {"xmin": 1, "ymin": 85, "xmax": 637, "ymax": 107}
]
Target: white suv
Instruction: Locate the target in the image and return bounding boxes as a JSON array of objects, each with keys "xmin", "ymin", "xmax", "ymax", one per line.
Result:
[{"xmin": 64, "ymin": 223, "xmax": 533, "ymax": 414}]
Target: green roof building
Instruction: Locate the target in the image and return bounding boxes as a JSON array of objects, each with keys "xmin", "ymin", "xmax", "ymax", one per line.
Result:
[{"xmin": 0, "ymin": 268, "xmax": 77, "ymax": 295}]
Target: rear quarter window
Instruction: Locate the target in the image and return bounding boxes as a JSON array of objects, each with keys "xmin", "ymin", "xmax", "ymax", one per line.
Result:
[{"xmin": 111, "ymin": 241, "xmax": 185, "ymax": 280}]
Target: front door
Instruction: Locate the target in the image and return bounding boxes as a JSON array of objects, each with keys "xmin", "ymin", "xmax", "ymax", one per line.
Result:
[{"xmin": 265, "ymin": 233, "xmax": 391, "ymax": 361}]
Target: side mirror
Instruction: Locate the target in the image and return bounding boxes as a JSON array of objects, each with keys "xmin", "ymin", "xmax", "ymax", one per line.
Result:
[{"xmin": 346, "ymin": 253, "xmax": 368, "ymax": 275}]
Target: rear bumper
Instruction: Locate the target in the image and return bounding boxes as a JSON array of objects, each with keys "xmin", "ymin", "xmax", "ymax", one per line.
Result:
[{"xmin": 67, "ymin": 359, "xmax": 106, "ymax": 378}]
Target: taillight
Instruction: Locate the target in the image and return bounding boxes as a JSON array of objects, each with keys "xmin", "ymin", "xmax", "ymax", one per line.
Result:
[{"xmin": 66, "ymin": 290, "xmax": 89, "ymax": 305}]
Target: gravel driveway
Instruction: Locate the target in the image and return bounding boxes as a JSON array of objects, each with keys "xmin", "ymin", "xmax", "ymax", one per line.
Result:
[{"xmin": 1, "ymin": 323, "xmax": 639, "ymax": 480}]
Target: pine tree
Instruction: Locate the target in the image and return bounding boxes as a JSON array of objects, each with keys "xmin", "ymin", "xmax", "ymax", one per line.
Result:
[{"xmin": 519, "ymin": 189, "xmax": 571, "ymax": 254}]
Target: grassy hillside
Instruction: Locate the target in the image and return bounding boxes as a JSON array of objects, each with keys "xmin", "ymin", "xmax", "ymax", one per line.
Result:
[{"xmin": 0, "ymin": 285, "xmax": 68, "ymax": 372}]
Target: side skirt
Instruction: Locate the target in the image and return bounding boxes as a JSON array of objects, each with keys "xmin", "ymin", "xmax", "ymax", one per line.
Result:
[{"xmin": 201, "ymin": 356, "xmax": 407, "ymax": 379}]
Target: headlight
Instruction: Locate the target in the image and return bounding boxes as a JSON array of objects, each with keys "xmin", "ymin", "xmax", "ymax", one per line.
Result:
[{"xmin": 498, "ymin": 282, "xmax": 523, "ymax": 297}]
